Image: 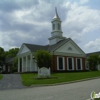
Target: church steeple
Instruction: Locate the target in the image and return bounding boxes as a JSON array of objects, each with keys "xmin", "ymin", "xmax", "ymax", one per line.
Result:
[
  {"xmin": 48, "ymin": 8, "xmax": 66, "ymax": 45},
  {"xmin": 51, "ymin": 7, "xmax": 62, "ymax": 36},
  {"xmin": 53, "ymin": 7, "xmax": 60, "ymax": 19}
]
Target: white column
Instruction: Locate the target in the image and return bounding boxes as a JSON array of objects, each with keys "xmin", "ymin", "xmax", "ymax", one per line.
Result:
[
  {"xmin": 23, "ymin": 57, "xmax": 25, "ymax": 72},
  {"xmin": 18, "ymin": 57, "xmax": 20, "ymax": 72},
  {"xmin": 33, "ymin": 59, "xmax": 36, "ymax": 71},
  {"xmin": 34, "ymin": 59, "xmax": 37, "ymax": 71},
  {"xmin": 22, "ymin": 57, "xmax": 24, "ymax": 72},
  {"xmin": 27, "ymin": 55, "xmax": 30, "ymax": 71},
  {"xmin": 30, "ymin": 54, "xmax": 33, "ymax": 71},
  {"xmin": 26, "ymin": 55, "xmax": 28, "ymax": 72}
]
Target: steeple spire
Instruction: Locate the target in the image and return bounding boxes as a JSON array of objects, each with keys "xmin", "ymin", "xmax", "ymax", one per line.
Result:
[
  {"xmin": 48, "ymin": 8, "xmax": 66, "ymax": 45},
  {"xmin": 53, "ymin": 7, "xmax": 60, "ymax": 19}
]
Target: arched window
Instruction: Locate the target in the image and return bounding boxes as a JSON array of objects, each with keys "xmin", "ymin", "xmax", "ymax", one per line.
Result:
[
  {"xmin": 53, "ymin": 24, "xmax": 55, "ymax": 30},
  {"xmin": 58, "ymin": 23, "xmax": 60, "ymax": 30},
  {"xmin": 68, "ymin": 47, "xmax": 72, "ymax": 51}
]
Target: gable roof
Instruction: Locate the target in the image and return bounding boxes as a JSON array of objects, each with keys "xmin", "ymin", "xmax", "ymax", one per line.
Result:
[
  {"xmin": 24, "ymin": 43, "xmax": 49, "ymax": 52},
  {"xmin": 23, "ymin": 38, "xmax": 70, "ymax": 53},
  {"xmin": 69, "ymin": 38, "xmax": 86, "ymax": 54},
  {"xmin": 18, "ymin": 38, "xmax": 85, "ymax": 55},
  {"xmin": 47, "ymin": 38, "xmax": 70, "ymax": 52}
]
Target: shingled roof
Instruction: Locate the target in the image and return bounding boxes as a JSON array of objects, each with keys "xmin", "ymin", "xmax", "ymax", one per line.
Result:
[
  {"xmin": 5, "ymin": 57, "xmax": 15, "ymax": 64},
  {"xmin": 47, "ymin": 38, "xmax": 70, "ymax": 52},
  {"xmin": 23, "ymin": 43, "xmax": 49, "ymax": 52},
  {"xmin": 23, "ymin": 38, "xmax": 70, "ymax": 52},
  {"xmin": 86, "ymin": 51, "xmax": 100, "ymax": 57}
]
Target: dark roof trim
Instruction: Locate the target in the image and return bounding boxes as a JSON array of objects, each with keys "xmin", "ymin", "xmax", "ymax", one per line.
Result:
[{"xmin": 51, "ymin": 38, "xmax": 70, "ymax": 52}]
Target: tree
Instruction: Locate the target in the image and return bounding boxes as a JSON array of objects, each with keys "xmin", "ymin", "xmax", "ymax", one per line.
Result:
[
  {"xmin": 5, "ymin": 48, "xmax": 19, "ymax": 57},
  {"xmin": 5, "ymin": 48, "xmax": 19, "ymax": 73},
  {"xmin": 0, "ymin": 47, "xmax": 5, "ymax": 72},
  {"xmin": 12, "ymin": 57, "xmax": 18, "ymax": 72},
  {"xmin": 0, "ymin": 60, "xmax": 3, "ymax": 71},
  {"xmin": 0, "ymin": 47, "xmax": 5, "ymax": 65},
  {"xmin": 35, "ymin": 50, "xmax": 52, "ymax": 68},
  {"xmin": 88, "ymin": 54, "xmax": 100, "ymax": 70}
]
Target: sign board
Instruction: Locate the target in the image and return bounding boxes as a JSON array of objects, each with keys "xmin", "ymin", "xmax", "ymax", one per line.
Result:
[{"xmin": 38, "ymin": 67, "xmax": 50, "ymax": 78}]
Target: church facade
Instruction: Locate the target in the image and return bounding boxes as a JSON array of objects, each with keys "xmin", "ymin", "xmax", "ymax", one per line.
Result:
[{"xmin": 17, "ymin": 8, "xmax": 86, "ymax": 72}]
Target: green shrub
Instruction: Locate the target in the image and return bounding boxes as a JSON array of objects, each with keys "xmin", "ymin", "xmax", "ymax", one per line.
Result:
[{"xmin": 35, "ymin": 50, "xmax": 52, "ymax": 68}]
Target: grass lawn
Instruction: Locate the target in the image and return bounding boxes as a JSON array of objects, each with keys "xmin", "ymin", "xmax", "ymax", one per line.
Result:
[
  {"xmin": 21, "ymin": 71, "xmax": 100, "ymax": 86},
  {"xmin": 0, "ymin": 75, "xmax": 3, "ymax": 80}
]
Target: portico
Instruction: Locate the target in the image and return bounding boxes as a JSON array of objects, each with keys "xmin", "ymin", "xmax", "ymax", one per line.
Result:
[
  {"xmin": 18, "ymin": 54, "xmax": 37, "ymax": 72},
  {"xmin": 17, "ymin": 43, "xmax": 38, "ymax": 72}
]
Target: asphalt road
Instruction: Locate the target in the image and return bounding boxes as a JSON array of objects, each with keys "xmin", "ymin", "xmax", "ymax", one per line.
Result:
[
  {"xmin": 0, "ymin": 74, "xmax": 26, "ymax": 90},
  {"xmin": 0, "ymin": 78, "xmax": 100, "ymax": 100}
]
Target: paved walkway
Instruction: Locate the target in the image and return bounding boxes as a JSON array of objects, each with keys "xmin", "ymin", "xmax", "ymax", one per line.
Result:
[{"xmin": 0, "ymin": 74, "xmax": 27, "ymax": 90}]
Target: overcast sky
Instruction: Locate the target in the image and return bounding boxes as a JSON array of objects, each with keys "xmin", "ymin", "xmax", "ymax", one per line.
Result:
[{"xmin": 0, "ymin": 0, "xmax": 100, "ymax": 53}]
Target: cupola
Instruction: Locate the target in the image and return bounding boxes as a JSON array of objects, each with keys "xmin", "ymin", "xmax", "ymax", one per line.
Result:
[{"xmin": 48, "ymin": 7, "xmax": 66, "ymax": 45}]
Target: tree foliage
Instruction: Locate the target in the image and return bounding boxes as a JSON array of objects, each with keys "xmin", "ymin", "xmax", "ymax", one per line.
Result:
[
  {"xmin": 88, "ymin": 54, "xmax": 100, "ymax": 70},
  {"xmin": 12, "ymin": 57, "xmax": 18, "ymax": 72},
  {"xmin": 6, "ymin": 48, "xmax": 19, "ymax": 72},
  {"xmin": 35, "ymin": 50, "xmax": 52, "ymax": 68},
  {"xmin": 0, "ymin": 47, "xmax": 19, "ymax": 68},
  {"xmin": 0, "ymin": 47, "xmax": 5, "ymax": 66},
  {"xmin": 5, "ymin": 48, "xmax": 19, "ymax": 57}
]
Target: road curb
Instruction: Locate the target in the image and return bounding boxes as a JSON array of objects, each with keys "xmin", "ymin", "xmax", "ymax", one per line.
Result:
[{"xmin": 30, "ymin": 76, "xmax": 100, "ymax": 87}]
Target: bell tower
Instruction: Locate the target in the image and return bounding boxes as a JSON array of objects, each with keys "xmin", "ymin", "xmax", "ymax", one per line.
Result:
[{"xmin": 48, "ymin": 7, "xmax": 66, "ymax": 45}]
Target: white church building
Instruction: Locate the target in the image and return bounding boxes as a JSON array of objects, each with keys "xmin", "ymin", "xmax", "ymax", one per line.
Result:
[{"xmin": 17, "ymin": 8, "xmax": 86, "ymax": 72}]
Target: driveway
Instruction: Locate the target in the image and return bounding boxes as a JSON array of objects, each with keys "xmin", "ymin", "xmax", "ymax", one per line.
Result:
[{"xmin": 0, "ymin": 74, "xmax": 26, "ymax": 90}]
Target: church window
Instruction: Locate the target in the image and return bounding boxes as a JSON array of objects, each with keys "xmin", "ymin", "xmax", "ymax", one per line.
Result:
[
  {"xmin": 76, "ymin": 58, "xmax": 82, "ymax": 70},
  {"xmin": 57, "ymin": 56, "xmax": 65, "ymax": 70},
  {"xmin": 53, "ymin": 24, "xmax": 55, "ymax": 30},
  {"xmin": 58, "ymin": 23, "xmax": 60, "ymax": 30},
  {"xmin": 68, "ymin": 47, "xmax": 72, "ymax": 51},
  {"xmin": 58, "ymin": 57, "xmax": 63, "ymax": 69},
  {"xmin": 86, "ymin": 61, "xmax": 89, "ymax": 70},
  {"xmin": 67, "ymin": 57, "xmax": 74, "ymax": 70}
]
